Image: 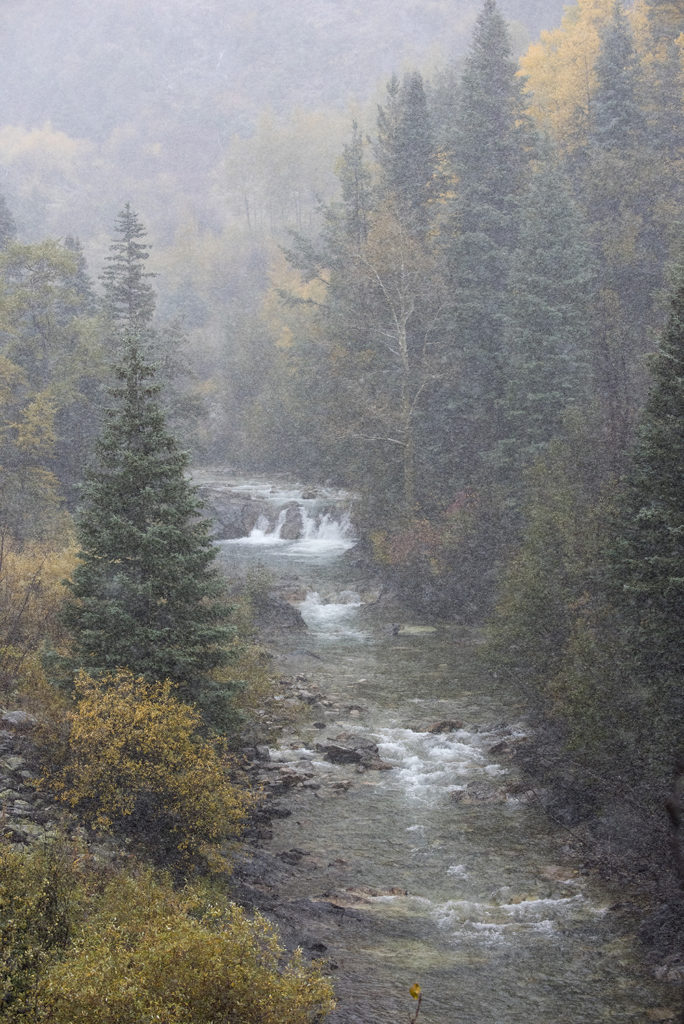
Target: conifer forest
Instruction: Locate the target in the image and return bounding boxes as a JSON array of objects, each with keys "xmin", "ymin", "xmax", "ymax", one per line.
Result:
[{"xmin": 0, "ymin": 1, "xmax": 682, "ymax": 1021}]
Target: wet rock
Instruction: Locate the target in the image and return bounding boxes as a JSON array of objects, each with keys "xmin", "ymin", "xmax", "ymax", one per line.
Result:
[
  {"xmin": 1, "ymin": 754, "xmax": 26, "ymax": 772},
  {"xmin": 2, "ymin": 819, "xmax": 45, "ymax": 841},
  {"xmin": 451, "ymin": 781, "xmax": 506, "ymax": 803},
  {"xmin": 200, "ymin": 495, "xmax": 267, "ymax": 540},
  {"xmin": 488, "ymin": 739, "xmax": 510, "ymax": 755},
  {"xmin": 426, "ymin": 719, "xmax": 464, "ymax": 734},
  {"xmin": 396, "ymin": 624, "xmax": 437, "ymax": 636},
  {"xmin": 540, "ymin": 864, "xmax": 578, "ymax": 883},
  {"xmin": 654, "ymin": 956, "xmax": 684, "ymax": 984},
  {"xmin": 279, "ymin": 848, "xmax": 308, "ymax": 865},
  {"xmin": 1, "ymin": 710, "xmax": 38, "ymax": 730},
  {"xmin": 314, "ymin": 885, "xmax": 408, "ymax": 908},
  {"xmin": 0, "ymin": 789, "xmax": 24, "ymax": 802},
  {"xmin": 251, "ymin": 594, "xmax": 306, "ymax": 632},
  {"xmin": 278, "ymin": 503, "xmax": 304, "ymax": 541},
  {"xmin": 296, "ymin": 690, "xmax": 322, "ymax": 705},
  {"xmin": 316, "ymin": 742, "xmax": 364, "ymax": 765}
]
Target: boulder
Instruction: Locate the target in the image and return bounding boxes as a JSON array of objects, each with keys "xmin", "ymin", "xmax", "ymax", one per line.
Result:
[
  {"xmin": 426, "ymin": 720, "xmax": 464, "ymax": 734},
  {"xmin": 201, "ymin": 496, "xmax": 266, "ymax": 540},
  {"xmin": 278, "ymin": 503, "xmax": 304, "ymax": 541},
  {"xmin": 315, "ymin": 739, "xmax": 392, "ymax": 771},
  {"xmin": 316, "ymin": 743, "xmax": 366, "ymax": 766},
  {"xmin": 251, "ymin": 594, "xmax": 306, "ymax": 632},
  {"xmin": 1, "ymin": 710, "xmax": 37, "ymax": 730}
]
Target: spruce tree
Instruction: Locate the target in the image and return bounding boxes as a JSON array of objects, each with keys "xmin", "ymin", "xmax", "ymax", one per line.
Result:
[
  {"xmin": 591, "ymin": 1, "xmax": 645, "ymax": 152},
  {"xmin": 334, "ymin": 121, "xmax": 372, "ymax": 248},
  {"xmin": 502, "ymin": 151, "xmax": 596, "ymax": 481},
  {"xmin": 440, "ymin": 0, "xmax": 534, "ymax": 497},
  {"xmin": 0, "ymin": 194, "xmax": 16, "ymax": 250},
  {"xmin": 375, "ymin": 72, "xmax": 435, "ymax": 234},
  {"xmin": 612, "ymin": 272, "xmax": 684, "ymax": 680},
  {"xmin": 65, "ymin": 207, "xmax": 234, "ymax": 723},
  {"xmin": 100, "ymin": 202, "xmax": 156, "ymax": 329}
]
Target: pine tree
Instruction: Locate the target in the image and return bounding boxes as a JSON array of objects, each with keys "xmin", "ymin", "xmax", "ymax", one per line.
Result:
[
  {"xmin": 583, "ymin": 2, "xmax": 659, "ymax": 460},
  {"xmin": 613, "ymin": 272, "xmax": 684, "ymax": 679},
  {"xmin": 65, "ymin": 207, "xmax": 234, "ymax": 723},
  {"xmin": 334, "ymin": 121, "xmax": 372, "ymax": 248},
  {"xmin": 100, "ymin": 202, "xmax": 156, "ymax": 330},
  {"xmin": 0, "ymin": 194, "xmax": 16, "ymax": 250},
  {"xmin": 502, "ymin": 151, "xmax": 597, "ymax": 485},
  {"xmin": 591, "ymin": 1, "xmax": 645, "ymax": 151},
  {"xmin": 441, "ymin": 0, "xmax": 534, "ymax": 489},
  {"xmin": 375, "ymin": 72, "xmax": 435, "ymax": 234}
]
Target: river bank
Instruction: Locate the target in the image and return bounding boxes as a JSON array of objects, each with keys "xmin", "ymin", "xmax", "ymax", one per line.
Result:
[
  {"xmin": 196, "ymin": 469, "xmax": 683, "ymax": 1023},
  {"xmin": 228, "ymin": 654, "xmax": 684, "ymax": 1024}
]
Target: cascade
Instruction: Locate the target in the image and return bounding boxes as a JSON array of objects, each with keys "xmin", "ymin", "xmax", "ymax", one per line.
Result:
[{"xmin": 208, "ymin": 472, "xmax": 677, "ymax": 1024}]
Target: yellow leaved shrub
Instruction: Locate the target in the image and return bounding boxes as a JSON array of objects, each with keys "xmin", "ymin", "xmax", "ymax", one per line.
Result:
[
  {"xmin": 34, "ymin": 867, "xmax": 336, "ymax": 1024},
  {"xmin": 46, "ymin": 669, "xmax": 254, "ymax": 869}
]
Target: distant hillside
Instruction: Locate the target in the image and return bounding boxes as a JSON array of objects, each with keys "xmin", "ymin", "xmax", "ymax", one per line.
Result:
[
  {"xmin": 0, "ymin": 0, "xmax": 566, "ymax": 143},
  {"xmin": 0, "ymin": 0, "xmax": 567, "ymax": 288}
]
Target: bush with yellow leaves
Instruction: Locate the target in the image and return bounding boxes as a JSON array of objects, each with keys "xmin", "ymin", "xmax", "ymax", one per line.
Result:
[
  {"xmin": 34, "ymin": 866, "xmax": 335, "ymax": 1024},
  {"xmin": 0, "ymin": 841, "xmax": 80, "ymax": 1018},
  {"xmin": 46, "ymin": 669, "xmax": 253, "ymax": 869},
  {"xmin": 0, "ymin": 539, "xmax": 76, "ymax": 693}
]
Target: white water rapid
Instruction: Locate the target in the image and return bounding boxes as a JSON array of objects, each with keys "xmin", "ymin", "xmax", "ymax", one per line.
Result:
[{"xmin": 207, "ymin": 472, "xmax": 679, "ymax": 1024}]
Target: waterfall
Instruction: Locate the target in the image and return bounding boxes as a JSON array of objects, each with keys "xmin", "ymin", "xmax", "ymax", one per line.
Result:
[{"xmin": 226, "ymin": 502, "xmax": 356, "ymax": 557}]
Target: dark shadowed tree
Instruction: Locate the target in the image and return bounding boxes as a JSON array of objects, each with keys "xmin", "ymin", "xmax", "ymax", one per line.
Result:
[{"xmin": 65, "ymin": 207, "xmax": 236, "ymax": 726}]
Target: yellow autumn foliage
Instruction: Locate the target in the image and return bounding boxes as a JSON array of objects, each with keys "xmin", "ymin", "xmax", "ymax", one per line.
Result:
[
  {"xmin": 0, "ymin": 841, "xmax": 83, "ymax": 1019},
  {"xmin": 46, "ymin": 670, "xmax": 253, "ymax": 869},
  {"xmin": 33, "ymin": 866, "xmax": 335, "ymax": 1024},
  {"xmin": 519, "ymin": 0, "xmax": 615, "ymax": 151},
  {"xmin": 0, "ymin": 540, "xmax": 76, "ymax": 693}
]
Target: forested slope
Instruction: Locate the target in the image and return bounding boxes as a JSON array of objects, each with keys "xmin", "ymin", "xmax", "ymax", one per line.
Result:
[{"xmin": 0, "ymin": 0, "xmax": 681, "ymax": 1013}]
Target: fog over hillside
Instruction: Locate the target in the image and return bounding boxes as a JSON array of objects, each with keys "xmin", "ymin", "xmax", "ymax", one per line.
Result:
[{"xmin": 0, "ymin": 0, "xmax": 566, "ymax": 258}]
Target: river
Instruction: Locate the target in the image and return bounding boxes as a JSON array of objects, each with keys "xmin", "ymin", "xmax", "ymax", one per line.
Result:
[{"xmin": 202, "ymin": 471, "xmax": 679, "ymax": 1024}]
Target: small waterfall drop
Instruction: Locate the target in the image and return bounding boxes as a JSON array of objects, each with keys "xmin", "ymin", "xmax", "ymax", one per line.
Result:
[{"xmin": 226, "ymin": 501, "xmax": 356, "ymax": 557}]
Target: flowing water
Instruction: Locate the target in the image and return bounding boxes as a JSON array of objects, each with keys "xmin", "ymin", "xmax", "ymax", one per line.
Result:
[{"xmin": 205, "ymin": 472, "xmax": 679, "ymax": 1024}]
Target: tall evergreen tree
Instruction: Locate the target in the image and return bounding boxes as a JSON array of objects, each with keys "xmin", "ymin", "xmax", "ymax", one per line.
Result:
[
  {"xmin": 591, "ymin": 1, "xmax": 645, "ymax": 151},
  {"xmin": 441, "ymin": 0, "xmax": 534, "ymax": 490},
  {"xmin": 375, "ymin": 72, "xmax": 435, "ymax": 234},
  {"xmin": 611, "ymin": 272, "xmax": 684, "ymax": 680},
  {"xmin": 65, "ymin": 207, "xmax": 235, "ymax": 724},
  {"xmin": 502, "ymin": 152, "xmax": 597, "ymax": 483},
  {"xmin": 0, "ymin": 194, "xmax": 16, "ymax": 250},
  {"xmin": 584, "ymin": 3, "xmax": 657, "ymax": 459},
  {"xmin": 335, "ymin": 121, "xmax": 372, "ymax": 248},
  {"xmin": 100, "ymin": 202, "xmax": 156, "ymax": 330}
]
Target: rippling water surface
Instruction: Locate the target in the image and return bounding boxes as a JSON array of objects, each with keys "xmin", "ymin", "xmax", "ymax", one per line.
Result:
[{"xmin": 208, "ymin": 473, "xmax": 678, "ymax": 1024}]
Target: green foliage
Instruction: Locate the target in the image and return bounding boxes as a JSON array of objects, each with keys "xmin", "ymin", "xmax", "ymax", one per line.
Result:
[
  {"xmin": 491, "ymin": 272, "xmax": 684, "ymax": 799},
  {"xmin": 592, "ymin": 2, "xmax": 645, "ymax": 151},
  {"xmin": 375, "ymin": 72, "xmax": 435, "ymax": 234},
  {"xmin": 0, "ymin": 356, "xmax": 66, "ymax": 545},
  {"xmin": 0, "ymin": 235, "xmax": 106, "ymax": 507},
  {"xmin": 0, "ymin": 539, "xmax": 75, "ymax": 693},
  {"xmin": 611, "ymin": 273, "xmax": 684, "ymax": 670},
  {"xmin": 486, "ymin": 430, "xmax": 611, "ymax": 700},
  {"xmin": 100, "ymin": 202, "xmax": 156, "ymax": 330},
  {"xmin": 46, "ymin": 670, "xmax": 252, "ymax": 869},
  {"xmin": 65, "ymin": 209, "xmax": 237, "ymax": 721},
  {"xmin": 33, "ymin": 866, "xmax": 335, "ymax": 1024},
  {"xmin": 0, "ymin": 841, "xmax": 80, "ymax": 1018},
  {"xmin": 0, "ymin": 851, "xmax": 335, "ymax": 1024}
]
